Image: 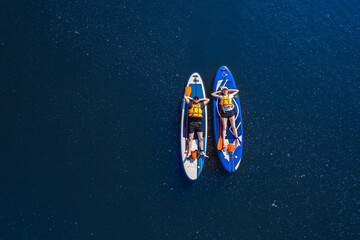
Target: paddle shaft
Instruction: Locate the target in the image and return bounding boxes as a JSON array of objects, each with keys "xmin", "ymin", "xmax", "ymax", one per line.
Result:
[
  {"xmin": 217, "ymin": 78, "xmax": 229, "ymax": 150},
  {"xmin": 185, "ymin": 87, "xmax": 191, "ymax": 152},
  {"xmin": 186, "ymin": 104, "xmax": 188, "ymax": 151},
  {"xmin": 218, "ymin": 106, "xmax": 223, "ymax": 150}
]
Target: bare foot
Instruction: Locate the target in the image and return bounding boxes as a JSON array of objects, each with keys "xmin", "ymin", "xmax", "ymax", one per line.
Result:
[
  {"xmin": 186, "ymin": 152, "xmax": 191, "ymax": 158},
  {"xmin": 234, "ymin": 139, "xmax": 240, "ymax": 147},
  {"xmin": 200, "ymin": 152, "xmax": 209, "ymax": 158}
]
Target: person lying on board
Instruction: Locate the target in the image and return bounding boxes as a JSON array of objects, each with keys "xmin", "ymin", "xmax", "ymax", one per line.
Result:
[
  {"xmin": 211, "ymin": 87, "xmax": 240, "ymax": 150},
  {"xmin": 184, "ymin": 95, "xmax": 210, "ymax": 158}
]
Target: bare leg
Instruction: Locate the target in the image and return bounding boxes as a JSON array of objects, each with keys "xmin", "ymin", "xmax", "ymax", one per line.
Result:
[
  {"xmin": 186, "ymin": 133, "xmax": 194, "ymax": 158},
  {"xmin": 221, "ymin": 117, "xmax": 228, "ymax": 149},
  {"xmin": 196, "ymin": 132, "xmax": 209, "ymax": 158},
  {"xmin": 229, "ymin": 116, "xmax": 239, "ymax": 145}
]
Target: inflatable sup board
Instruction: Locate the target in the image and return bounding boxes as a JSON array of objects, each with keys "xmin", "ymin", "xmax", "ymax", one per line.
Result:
[
  {"xmin": 180, "ymin": 73, "xmax": 208, "ymax": 180},
  {"xmin": 213, "ymin": 66, "xmax": 243, "ymax": 172}
]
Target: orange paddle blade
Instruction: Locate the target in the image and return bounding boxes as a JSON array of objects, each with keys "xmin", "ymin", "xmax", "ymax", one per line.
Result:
[
  {"xmin": 217, "ymin": 137, "xmax": 223, "ymax": 151},
  {"xmin": 185, "ymin": 86, "xmax": 191, "ymax": 97},
  {"xmin": 191, "ymin": 150, "xmax": 197, "ymax": 159},
  {"xmin": 227, "ymin": 143, "xmax": 234, "ymax": 152}
]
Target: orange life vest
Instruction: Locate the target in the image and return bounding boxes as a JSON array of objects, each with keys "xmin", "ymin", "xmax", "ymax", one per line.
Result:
[
  {"xmin": 220, "ymin": 95, "xmax": 233, "ymax": 108},
  {"xmin": 188, "ymin": 103, "xmax": 203, "ymax": 117}
]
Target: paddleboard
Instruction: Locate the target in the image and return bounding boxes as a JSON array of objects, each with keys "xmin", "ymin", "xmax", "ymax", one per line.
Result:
[
  {"xmin": 180, "ymin": 73, "xmax": 208, "ymax": 180},
  {"xmin": 213, "ymin": 66, "xmax": 243, "ymax": 172}
]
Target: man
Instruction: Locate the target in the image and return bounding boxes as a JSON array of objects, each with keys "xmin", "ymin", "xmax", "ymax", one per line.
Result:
[{"xmin": 184, "ymin": 95, "xmax": 210, "ymax": 158}]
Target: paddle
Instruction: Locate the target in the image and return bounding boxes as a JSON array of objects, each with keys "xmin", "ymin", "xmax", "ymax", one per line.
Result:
[
  {"xmin": 185, "ymin": 86, "xmax": 191, "ymax": 154},
  {"xmin": 216, "ymin": 80, "xmax": 228, "ymax": 151},
  {"xmin": 217, "ymin": 106, "xmax": 223, "ymax": 150}
]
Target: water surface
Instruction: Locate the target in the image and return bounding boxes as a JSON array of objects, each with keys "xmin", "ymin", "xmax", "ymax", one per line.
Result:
[{"xmin": 1, "ymin": 0, "xmax": 359, "ymax": 239}]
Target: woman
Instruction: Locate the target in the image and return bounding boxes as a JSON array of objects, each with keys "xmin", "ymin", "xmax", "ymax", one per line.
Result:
[{"xmin": 211, "ymin": 87, "xmax": 240, "ymax": 150}]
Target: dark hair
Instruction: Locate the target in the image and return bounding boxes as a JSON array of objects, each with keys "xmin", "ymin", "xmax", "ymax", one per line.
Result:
[{"xmin": 193, "ymin": 96, "xmax": 199, "ymax": 100}]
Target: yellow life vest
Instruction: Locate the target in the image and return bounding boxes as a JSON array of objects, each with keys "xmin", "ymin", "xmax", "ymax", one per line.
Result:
[
  {"xmin": 220, "ymin": 95, "xmax": 233, "ymax": 108},
  {"xmin": 188, "ymin": 103, "xmax": 203, "ymax": 118}
]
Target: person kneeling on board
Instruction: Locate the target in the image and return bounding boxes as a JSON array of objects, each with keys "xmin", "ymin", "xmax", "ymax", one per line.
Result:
[
  {"xmin": 184, "ymin": 95, "xmax": 210, "ymax": 158},
  {"xmin": 211, "ymin": 87, "xmax": 240, "ymax": 150}
]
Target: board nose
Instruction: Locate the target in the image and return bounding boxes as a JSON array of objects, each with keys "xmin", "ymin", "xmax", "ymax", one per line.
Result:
[
  {"xmin": 220, "ymin": 66, "xmax": 228, "ymax": 71},
  {"xmin": 191, "ymin": 72, "xmax": 200, "ymax": 78}
]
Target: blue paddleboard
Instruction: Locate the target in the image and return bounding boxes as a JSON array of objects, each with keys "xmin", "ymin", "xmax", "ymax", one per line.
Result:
[{"xmin": 213, "ymin": 66, "xmax": 243, "ymax": 172}]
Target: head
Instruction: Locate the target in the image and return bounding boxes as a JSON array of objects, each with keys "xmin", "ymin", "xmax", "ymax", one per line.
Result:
[
  {"xmin": 192, "ymin": 96, "xmax": 200, "ymax": 104},
  {"xmin": 221, "ymin": 87, "xmax": 229, "ymax": 95}
]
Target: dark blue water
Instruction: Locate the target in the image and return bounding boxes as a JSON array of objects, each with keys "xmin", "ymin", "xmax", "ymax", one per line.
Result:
[{"xmin": 1, "ymin": 0, "xmax": 359, "ymax": 239}]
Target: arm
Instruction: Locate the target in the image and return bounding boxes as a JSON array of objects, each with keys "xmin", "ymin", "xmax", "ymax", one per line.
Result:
[
  {"xmin": 184, "ymin": 95, "xmax": 193, "ymax": 104},
  {"xmin": 211, "ymin": 91, "xmax": 222, "ymax": 98},
  {"xmin": 200, "ymin": 98, "xmax": 210, "ymax": 105},
  {"xmin": 228, "ymin": 89, "xmax": 239, "ymax": 94}
]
